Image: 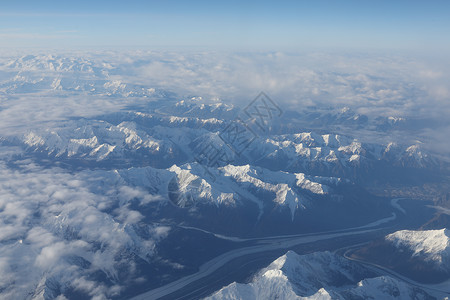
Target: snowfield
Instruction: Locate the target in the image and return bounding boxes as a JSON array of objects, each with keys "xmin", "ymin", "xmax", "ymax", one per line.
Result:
[
  {"xmin": 206, "ymin": 251, "xmax": 434, "ymax": 300},
  {"xmin": 387, "ymin": 229, "xmax": 450, "ymax": 267}
]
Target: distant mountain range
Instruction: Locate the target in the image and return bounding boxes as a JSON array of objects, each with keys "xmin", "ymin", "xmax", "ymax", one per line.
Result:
[
  {"xmin": 207, "ymin": 250, "xmax": 436, "ymax": 300},
  {"xmin": 0, "ymin": 54, "xmax": 449, "ymax": 300}
]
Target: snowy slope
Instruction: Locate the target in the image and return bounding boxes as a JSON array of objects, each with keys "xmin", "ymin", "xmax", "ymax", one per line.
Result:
[
  {"xmin": 21, "ymin": 119, "xmax": 182, "ymax": 164},
  {"xmin": 113, "ymin": 163, "xmax": 339, "ymax": 219},
  {"xmin": 206, "ymin": 251, "xmax": 434, "ymax": 300},
  {"xmin": 1, "ymin": 95, "xmax": 438, "ymax": 178},
  {"xmin": 0, "ymin": 54, "xmax": 164, "ymax": 98},
  {"xmin": 386, "ymin": 229, "xmax": 450, "ymax": 269}
]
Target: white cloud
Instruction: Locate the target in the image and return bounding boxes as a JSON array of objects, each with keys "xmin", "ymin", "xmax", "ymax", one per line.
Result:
[
  {"xmin": 0, "ymin": 50, "xmax": 448, "ymax": 129},
  {"xmin": 0, "ymin": 161, "xmax": 167, "ymax": 299}
]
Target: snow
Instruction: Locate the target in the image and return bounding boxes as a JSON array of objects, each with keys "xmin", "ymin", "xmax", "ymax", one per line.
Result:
[
  {"xmin": 386, "ymin": 229, "xmax": 450, "ymax": 265},
  {"xmin": 206, "ymin": 251, "xmax": 432, "ymax": 300},
  {"xmin": 221, "ymin": 165, "xmax": 305, "ymax": 219},
  {"xmin": 22, "ymin": 119, "xmax": 170, "ymax": 160},
  {"xmin": 112, "ymin": 162, "xmax": 338, "ymax": 220},
  {"xmin": 259, "ymin": 133, "xmax": 372, "ymax": 169},
  {"xmin": 0, "ymin": 51, "xmax": 445, "ymax": 300},
  {"xmin": 294, "ymin": 173, "xmax": 329, "ymax": 194}
]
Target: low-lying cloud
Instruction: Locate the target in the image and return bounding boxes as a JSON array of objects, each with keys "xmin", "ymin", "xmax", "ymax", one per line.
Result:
[{"xmin": 0, "ymin": 160, "xmax": 167, "ymax": 299}]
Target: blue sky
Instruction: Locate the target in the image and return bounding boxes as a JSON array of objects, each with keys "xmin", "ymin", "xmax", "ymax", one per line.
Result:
[{"xmin": 0, "ymin": 0, "xmax": 449, "ymax": 51}]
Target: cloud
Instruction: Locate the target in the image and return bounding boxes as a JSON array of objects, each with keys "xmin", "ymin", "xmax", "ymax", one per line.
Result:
[
  {"xmin": 0, "ymin": 161, "xmax": 167, "ymax": 299},
  {"xmin": 128, "ymin": 51, "xmax": 436, "ymax": 114},
  {"xmin": 118, "ymin": 185, "xmax": 163, "ymax": 206},
  {"xmin": 1, "ymin": 50, "xmax": 448, "ymax": 157},
  {"xmin": 1, "ymin": 50, "xmax": 448, "ymax": 122}
]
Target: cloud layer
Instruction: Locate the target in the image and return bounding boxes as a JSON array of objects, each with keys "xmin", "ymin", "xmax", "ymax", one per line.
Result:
[
  {"xmin": 0, "ymin": 50, "xmax": 448, "ymax": 122},
  {"xmin": 1, "ymin": 50, "xmax": 448, "ymax": 156},
  {"xmin": 0, "ymin": 158, "xmax": 167, "ymax": 299}
]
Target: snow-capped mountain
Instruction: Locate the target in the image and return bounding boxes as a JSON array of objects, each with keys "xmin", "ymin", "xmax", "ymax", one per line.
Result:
[
  {"xmin": 1, "ymin": 52, "xmax": 449, "ymax": 300},
  {"xmin": 386, "ymin": 229, "xmax": 450, "ymax": 268},
  {"xmin": 206, "ymin": 251, "xmax": 435, "ymax": 300},
  {"xmin": 4, "ymin": 102, "xmax": 440, "ymax": 179},
  {"xmin": 0, "ymin": 54, "xmax": 171, "ymax": 98},
  {"xmin": 157, "ymin": 98, "xmax": 239, "ymax": 120},
  {"xmin": 1, "ymin": 54, "xmax": 442, "ymax": 176},
  {"xmin": 351, "ymin": 229, "xmax": 450, "ymax": 285},
  {"xmin": 116, "ymin": 163, "xmax": 339, "ymax": 219},
  {"xmin": 0, "ymin": 92, "xmax": 441, "ymax": 237},
  {"xmin": 20, "ymin": 119, "xmax": 184, "ymax": 166}
]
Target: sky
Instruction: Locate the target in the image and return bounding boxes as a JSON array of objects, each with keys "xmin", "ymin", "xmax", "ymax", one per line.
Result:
[{"xmin": 0, "ymin": 0, "xmax": 449, "ymax": 51}]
